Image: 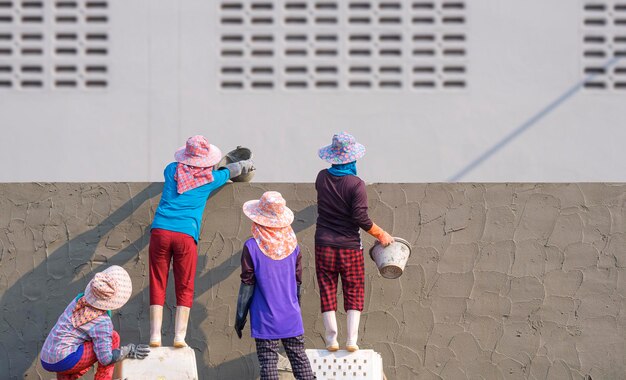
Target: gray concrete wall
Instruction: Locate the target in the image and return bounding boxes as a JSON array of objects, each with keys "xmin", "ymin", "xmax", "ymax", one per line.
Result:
[{"xmin": 0, "ymin": 183, "xmax": 625, "ymax": 379}]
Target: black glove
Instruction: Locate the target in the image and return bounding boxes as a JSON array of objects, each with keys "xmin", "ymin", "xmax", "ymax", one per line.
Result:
[
  {"xmin": 128, "ymin": 344, "xmax": 150, "ymax": 359},
  {"xmin": 297, "ymin": 285, "xmax": 302, "ymax": 306},
  {"xmin": 112, "ymin": 344, "xmax": 150, "ymax": 362},
  {"xmin": 235, "ymin": 283, "xmax": 255, "ymax": 339}
]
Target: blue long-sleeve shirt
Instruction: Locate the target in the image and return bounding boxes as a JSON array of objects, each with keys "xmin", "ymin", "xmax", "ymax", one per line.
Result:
[{"xmin": 151, "ymin": 162, "xmax": 230, "ymax": 242}]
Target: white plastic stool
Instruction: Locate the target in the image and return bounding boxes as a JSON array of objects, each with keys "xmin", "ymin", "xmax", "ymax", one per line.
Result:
[
  {"xmin": 305, "ymin": 349, "xmax": 384, "ymax": 380},
  {"xmin": 112, "ymin": 346, "xmax": 198, "ymax": 380}
]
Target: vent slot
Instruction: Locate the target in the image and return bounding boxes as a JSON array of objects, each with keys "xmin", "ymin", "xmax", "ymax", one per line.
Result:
[
  {"xmin": 585, "ymin": 3, "xmax": 606, "ymax": 11},
  {"xmin": 413, "ymin": 2, "xmax": 434, "ymax": 9},
  {"xmin": 22, "ymin": 1, "xmax": 44, "ymax": 7},
  {"xmin": 315, "ymin": 2, "xmax": 337, "ymax": 10},
  {"xmin": 414, "ymin": 66, "xmax": 435, "ymax": 73},
  {"xmin": 55, "ymin": 65, "xmax": 77, "ymax": 73},
  {"xmin": 286, "ymin": 66, "xmax": 307, "ymax": 73},
  {"xmin": 316, "ymin": 66, "xmax": 337, "ymax": 74},
  {"xmin": 85, "ymin": 79, "xmax": 107, "ymax": 87},
  {"xmin": 55, "ymin": 79, "xmax": 77, "ymax": 87},
  {"xmin": 584, "ymin": 81, "xmax": 606, "ymax": 88},
  {"xmin": 251, "ymin": 66, "xmax": 273, "ymax": 74},
  {"xmin": 286, "ymin": 81, "xmax": 307, "ymax": 88},
  {"xmin": 22, "ymin": 33, "xmax": 42, "ymax": 40},
  {"xmin": 56, "ymin": 1, "xmax": 78, "ymax": 8},
  {"xmin": 21, "ymin": 65, "xmax": 42, "ymax": 73},
  {"xmin": 21, "ymin": 79, "xmax": 43, "ymax": 87},
  {"xmin": 349, "ymin": 80, "xmax": 371, "ymax": 88},
  {"xmin": 380, "ymin": 2, "xmax": 401, "ymax": 9}
]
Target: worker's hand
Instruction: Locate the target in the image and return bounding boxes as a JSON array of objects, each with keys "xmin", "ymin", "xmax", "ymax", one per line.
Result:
[
  {"xmin": 240, "ymin": 159, "xmax": 255, "ymax": 174},
  {"xmin": 234, "ymin": 317, "xmax": 246, "ymax": 339},
  {"xmin": 127, "ymin": 344, "xmax": 150, "ymax": 359},
  {"xmin": 113, "ymin": 344, "xmax": 131, "ymax": 362},
  {"xmin": 378, "ymin": 230, "xmax": 394, "ymax": 247},
  {"xmin": 113, "ymin": 344, "xmax": 150, "ymax": 362},
  {"xmin": 226, "ymin": 160, "xmax": 255, "ymax": 179},
  {"xmin": 367, "ymin": 223, "xmax": 395, "ymax": 247}
]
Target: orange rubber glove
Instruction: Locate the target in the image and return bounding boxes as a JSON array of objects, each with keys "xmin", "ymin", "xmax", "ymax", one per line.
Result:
[{"xmin": 367, "ymin": 223, "xmax": 394, "ymax": 246}]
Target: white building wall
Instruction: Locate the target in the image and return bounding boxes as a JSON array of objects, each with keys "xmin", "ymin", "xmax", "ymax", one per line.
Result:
[{"xmin": 0, "ymin": 0, "xmax": 624, "ymax": 182}]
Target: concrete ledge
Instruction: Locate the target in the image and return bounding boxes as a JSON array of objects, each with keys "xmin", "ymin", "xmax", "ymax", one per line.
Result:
[
  {"xmin": 113, "ymin": 347, "xmax": 198, "ymax": 380},
  {"xmin": 306, "ymin": 349, "xmax": 384, "ymax": 380}
]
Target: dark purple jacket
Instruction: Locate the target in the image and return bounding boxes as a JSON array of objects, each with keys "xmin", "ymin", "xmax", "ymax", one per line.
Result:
[{"xmin": 315, "ymin": 169, "xmax": 373, "ymax": 250}]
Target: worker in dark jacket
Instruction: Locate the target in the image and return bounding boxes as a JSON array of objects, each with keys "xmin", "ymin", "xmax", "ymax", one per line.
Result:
[{"xmin": 315, "ymin": 132, "xmax": 394, "ymax": 352}]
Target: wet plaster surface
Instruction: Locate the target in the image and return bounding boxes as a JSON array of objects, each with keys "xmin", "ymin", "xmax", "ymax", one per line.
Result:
[{"xmin": 0, "ymin": 183, "xmax": 625, "ymax": 380}]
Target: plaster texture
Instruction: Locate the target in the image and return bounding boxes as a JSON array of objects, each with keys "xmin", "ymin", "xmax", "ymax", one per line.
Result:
[{"xmin": 0, "ymin": 183, "xmax": 625, "ymax": 379}]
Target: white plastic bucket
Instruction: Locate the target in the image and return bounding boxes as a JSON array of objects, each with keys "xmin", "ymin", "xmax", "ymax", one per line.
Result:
[{"xmin": 369, "ymin": 237, "xmax": 411, "ymax": 279}]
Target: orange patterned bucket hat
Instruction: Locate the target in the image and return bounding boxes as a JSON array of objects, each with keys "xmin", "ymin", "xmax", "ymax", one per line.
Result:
[
  {"xmin": 243, "ymin": 191, "xmax": 294, "ymax": 228},
  {"xmin": 243, "ymin": 191, "xmax": 298, "ymax": 259},
  {"xmin": 174, "ymin": 135, "xmax": 222, "ymax": 168}
]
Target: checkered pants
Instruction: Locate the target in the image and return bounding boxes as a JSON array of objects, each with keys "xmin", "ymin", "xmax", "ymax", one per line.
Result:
[
  {"xmin": 315, "ymin": 245, "xmax": 365, "ymax": 313},
  {"xmin": 255, "ymin": 335, "xmax": 315, "ymax": 380},
  {"xmin": 56, "ymin": 331, "xmax": 120, "ymax": 380}
]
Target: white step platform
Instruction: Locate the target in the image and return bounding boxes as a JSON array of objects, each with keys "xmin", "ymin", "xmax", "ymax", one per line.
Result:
[
  {"xmin": 113, "ymin": 346, "xmax": 198, "ymax": 380},
  {"xmin": 305, "ymin": 349, "xmax": 384, "ymax": 380}
]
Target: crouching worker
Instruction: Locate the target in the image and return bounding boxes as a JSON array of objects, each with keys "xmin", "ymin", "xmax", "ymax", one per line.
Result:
[
  {"xmin": 235, "ymin": 191, "xmax": 315, "ymax": 380},
  {"xmin": 40, "ymin": 265, "xmax": 149, "ymax": 380}
]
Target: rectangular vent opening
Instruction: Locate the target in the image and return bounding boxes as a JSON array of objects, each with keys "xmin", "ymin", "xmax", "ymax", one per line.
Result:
[
  {"xmin": 286, "ymin": 66, "xmax": 307, "ymax": 73},
  {"xmin": 380, "ymin": 2, "xmax": 401, "ymax": 9},
  {"xmin": 315, "ymin": 3, "xmax": 337, "ymax": 10},
  {"xmin": 85, "ymin": 79, "xmax": 107, "ymax": 87},
  {"xmin": 286, "ymin": 81, "xmax": 308, "ymax": 88},
  {"xmin": 21, "ymin": 79, "xmax": 43, "ymax": 87}
]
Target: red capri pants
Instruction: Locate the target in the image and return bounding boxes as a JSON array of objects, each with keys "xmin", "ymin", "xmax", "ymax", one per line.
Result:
[
  {"xmin": 149, "ymin": 228, "xmax": 198, "ymax": 307},
  {"xmin": 315, "ymin": 245, "xmax": 365, "ymax": 313},
  {"xmin": 56, "ymin": 331, "xmax": 120, "ymax": 380}
]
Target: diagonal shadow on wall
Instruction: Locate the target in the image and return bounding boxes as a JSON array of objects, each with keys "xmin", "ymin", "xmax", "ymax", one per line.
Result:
[
  {"xmin": 0, "ymin": 183, "xmax": 162, "ymax": 379},
  {"xmin": 0, "ymin": 183, "xmax": 316, "ymax": 380}
]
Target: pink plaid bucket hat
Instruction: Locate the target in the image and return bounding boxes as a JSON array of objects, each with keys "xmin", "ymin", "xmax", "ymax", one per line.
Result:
[
  {"xmin": 243, "ymin": 191, "xmax": 294, "ymax": 228},
  {"xmin": 84, "ymin": 265, "xmax": 132, "ymax": 311},
  {"xmin": 174, "ymin": 135, "xmax": 222, "ymax": 168},
  {"xmin": 318, "ymin": 132, "xmax": 366, "ymax": 164}
]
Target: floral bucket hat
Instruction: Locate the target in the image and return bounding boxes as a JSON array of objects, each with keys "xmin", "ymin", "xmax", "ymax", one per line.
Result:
[
  {"xmin": 243, "ymin": 191, "xmax": 297, "ymax": 259},
  {"xmin": 174, "ymin": 135, "xmax": 222, "ymax": 168},
  {"xmin": 84, "ymin": 265, "xmax": 132, "ymax": 311},
  {"xmin": 318, "ymin": 132, "xmax": 366, "ymax": 164},
  {"xmin": 243, "ymin": 191, "xmax": 294, "ymax": 228}
]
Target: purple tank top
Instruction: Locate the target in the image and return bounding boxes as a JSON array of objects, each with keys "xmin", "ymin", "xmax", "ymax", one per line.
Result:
[{"xmin": 247, "ymin": 238, "xmax": 305, "ymax": 339}]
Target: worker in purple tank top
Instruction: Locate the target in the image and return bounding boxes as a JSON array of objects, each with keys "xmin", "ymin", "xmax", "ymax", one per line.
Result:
[
  {"xmin": 315, "ymin": 132, "xmax": 394, "ymax": 352},
  {"xmin": 234, "ymin": 191, "xmax": 315, "ymax": 380}
]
